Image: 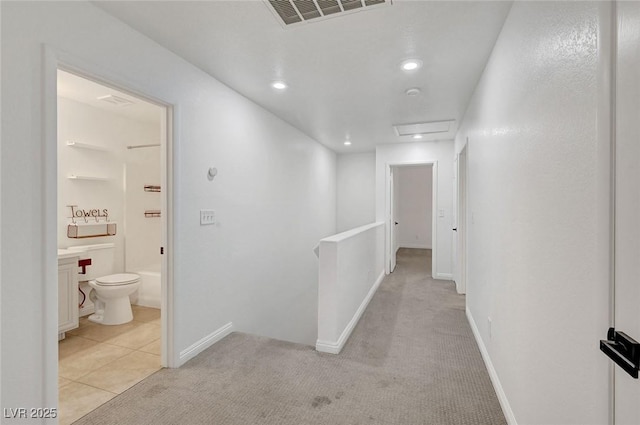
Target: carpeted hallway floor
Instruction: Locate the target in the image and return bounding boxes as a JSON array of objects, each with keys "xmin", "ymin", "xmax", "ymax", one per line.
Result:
[{"xmin": 74, "ymin": 248, "xmax": 506, "ymax": 424}]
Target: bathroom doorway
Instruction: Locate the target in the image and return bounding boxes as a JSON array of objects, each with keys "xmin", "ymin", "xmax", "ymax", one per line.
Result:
[{"xmin": 55, "ymin": 68, "xmax": 171, "ymax": 424}]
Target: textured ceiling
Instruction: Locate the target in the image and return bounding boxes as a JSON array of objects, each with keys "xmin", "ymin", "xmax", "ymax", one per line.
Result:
[{"xmin": 94, "ymin": 0, "xmax": 512, "ymax": 153}]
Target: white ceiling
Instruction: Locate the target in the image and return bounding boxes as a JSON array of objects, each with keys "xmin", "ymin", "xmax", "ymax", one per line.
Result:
[
  {"xmin": 58, "ymin": 69, "xmax": 163, "ymax": 125},
  {"xmin": 94, "ymin": 0, "xmax": 512, "ymax": 153}
]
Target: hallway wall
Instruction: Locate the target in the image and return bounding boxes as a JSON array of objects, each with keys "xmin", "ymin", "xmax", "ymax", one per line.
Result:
[
  {"xmin": 336, "ymin": 152, "xmax": 376, "ymax": 232},
  {"xmin": 1, "ymin": 1, "xmax": 336, "ymax": 411},
  {"xmin": 454, "ymin": 2, "xmax": 610, "ymax": 424}
]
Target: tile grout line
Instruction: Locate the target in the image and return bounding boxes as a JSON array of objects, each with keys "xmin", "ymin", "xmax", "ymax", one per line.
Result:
[{"xmin": 59, "ymin": 308, "xmax": 161, "ymax": 398}]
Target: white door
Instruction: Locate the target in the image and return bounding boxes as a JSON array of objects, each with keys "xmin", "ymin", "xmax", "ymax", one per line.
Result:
[
  {"xmin": 611, "ymin": 2, "xmax": 640, "ymax": 423},
  {"xmin": 452, "ymin": 156, "xmax": 458, "ymax": 284},
  {"xmin": 455, "ymin": 146, "xmax": 467, "ymax": 294},
  {"xmin": 390, "ymin": 167, "xmax": 397, "ymax": 272}
]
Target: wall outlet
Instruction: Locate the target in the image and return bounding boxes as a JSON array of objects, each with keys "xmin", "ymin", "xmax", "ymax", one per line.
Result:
[{"xmin": 200, "ymin": 209, "xmax": 215, "ymax": 225}]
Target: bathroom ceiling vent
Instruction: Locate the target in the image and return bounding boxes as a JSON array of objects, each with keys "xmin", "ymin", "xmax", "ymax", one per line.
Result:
[
  {"xmin": 266, "ymin": 0, "xmax": 391, "ymax": 27},
  {"xmin": 97, "ymin": 94, "xmax": 134, "ymax": 107}
]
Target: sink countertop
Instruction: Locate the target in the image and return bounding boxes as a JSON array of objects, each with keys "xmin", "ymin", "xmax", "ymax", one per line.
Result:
[{"xmin": 58, "ymin": 249, "xmax": 80, "ymax": 260}]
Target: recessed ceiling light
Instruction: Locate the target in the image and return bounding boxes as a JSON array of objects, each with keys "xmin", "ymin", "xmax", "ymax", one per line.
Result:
[
  {"xmin": 401, "ymin": 59, "xmax": 422, "ymax": 71},
  {"xmin": 412, "ymin": 134, "xmax": 424, "ymax": 139},
  {"xmin": 344, "ymin": 140, "xmax": 352, "ymax": 146},
  {"xmin": 271, "ymin": 81, "xmax": 287, "ymax": 90}
]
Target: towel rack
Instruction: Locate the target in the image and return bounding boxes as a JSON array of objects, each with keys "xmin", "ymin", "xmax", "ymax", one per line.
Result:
[
  {"xmin": 67, "ymin": 222, "xmax": 117, "ymax": 238},
  {"xmin": 144, "ymin": 185, "xmax": 161, "ymax": 192}
]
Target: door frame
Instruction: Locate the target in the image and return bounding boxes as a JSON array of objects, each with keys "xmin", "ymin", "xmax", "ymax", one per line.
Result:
[
  {"xmin": 43, "ymin": 46, "xmax": 176, "ymax": 409},
  {"xmin": 385, "ymin": 161, "xmax": 438, "ymax": 278}
]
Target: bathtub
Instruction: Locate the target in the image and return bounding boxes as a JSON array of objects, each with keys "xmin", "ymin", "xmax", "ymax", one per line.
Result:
[{"xmin": 133, "ymin": 265, "xmax": 161, "ymax": 309}]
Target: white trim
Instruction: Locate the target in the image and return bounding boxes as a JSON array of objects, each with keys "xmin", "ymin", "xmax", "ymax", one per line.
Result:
[
  {"xmin": 161, "ymin": 102, "xmax": 176, "ymax": 368},
  {"xmin": 466, "ymin": 308, "xmax": 517, "ymax": 425},
  {"xmin": 399, "ymin": 243, "xmax": 431, "ymax": 250},
  {"xmin": 43, "ymin": 46, "xmax": 60, "ymax": 412},
  {"xmin": 316, "ymin": 270, "xmax": 385, "ymax": 354},
  {"xmin": 436, "ymin": 273, "xmax": 453, "ymax": 280},
  {"xmin": 179, "ymin": 322, "xmax": 234, "ymax": 365}
]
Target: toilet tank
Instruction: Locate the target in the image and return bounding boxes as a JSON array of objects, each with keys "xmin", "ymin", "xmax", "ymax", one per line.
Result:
[{"xmin": 67, "ymin": 243, "xmax": 115, "ymax": 281}]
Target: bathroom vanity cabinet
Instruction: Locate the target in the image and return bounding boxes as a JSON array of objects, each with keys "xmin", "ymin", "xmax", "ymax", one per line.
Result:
[{"xmin": 58, "ymin": 254, "xmax": 79, "ymax": 336}]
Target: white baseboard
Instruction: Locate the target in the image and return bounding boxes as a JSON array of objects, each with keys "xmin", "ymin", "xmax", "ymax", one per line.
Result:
[
  {"xmin": 179, "ymin": 322, "xmax": 233, "ymax": 366},
  {"xmin": 436, "ymin": 272, "xmax": 453, "ymax": 280},
  {"xmin": 316, "ymin": 270, "xmax": 385, "ymax": 354},
  {"xmin": 399, "ymin": 243, "xmax": 431, "ymax": 249},
  {"xmin": 466, "ymin": 308, "xmax": 517, "ymax": 425}
]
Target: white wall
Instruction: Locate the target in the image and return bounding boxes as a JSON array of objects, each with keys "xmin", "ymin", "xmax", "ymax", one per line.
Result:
[
  {"xmin": 1, "ymin": 1, "xmax": 336, "ymax": 413},
  {"xmin": 125, "ymin": 146, "xmax": 162, "ymax": 272},
  {"xmin": 57, "ymin": 97, "xmax": 159, "ymax": 275},
  {"xmin": 454, "ymin": 2, "xmax": 610, "ymax": 424},
  {"xmin": 336, "ymin": 152, "xmax": 375, "ymax": 232},
  {"xmin": 396, "ymin": 165, "xmax": 432, "ymax": 249},
  {"xmin": 376, "ymin": 141, "xmax": 454, "ymax": 279}
]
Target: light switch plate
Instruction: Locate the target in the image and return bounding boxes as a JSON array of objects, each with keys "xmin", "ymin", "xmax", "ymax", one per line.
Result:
[{"xmin": 200, "ymin": 209, "xmax": 215, "ymax": 225}]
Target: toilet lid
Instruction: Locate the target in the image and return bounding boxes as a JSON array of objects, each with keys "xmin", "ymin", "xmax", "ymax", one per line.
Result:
[{"xmin": 95, "ymin": 273, "xmax": 140, "ymax": 286}]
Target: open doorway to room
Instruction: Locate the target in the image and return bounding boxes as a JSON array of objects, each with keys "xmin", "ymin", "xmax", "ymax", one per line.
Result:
[
  {"xmin": 55, "ymin": 69, "xmax": 170, "ymax": 424},
  {"xmin": 388, "ymin": 163, "xmax": 437, "ymax": 277}
]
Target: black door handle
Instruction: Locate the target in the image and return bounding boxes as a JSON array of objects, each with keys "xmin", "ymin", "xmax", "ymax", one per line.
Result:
[
  {"xmin": 395, "ymin": 222, "xmax": 398, "ymax": 225},
  {"xmin": 600, "ymin": 327, "xmax": 640, "ymax": 379},
  {"xmin": 453, "ymin": 228, "xmax": 458, "ymax": 231}
]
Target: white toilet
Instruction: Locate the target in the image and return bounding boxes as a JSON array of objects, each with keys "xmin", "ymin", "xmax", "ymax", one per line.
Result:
[{"xmin": 68, "ymin": 243, "xmax": 140, "ymax": 325}]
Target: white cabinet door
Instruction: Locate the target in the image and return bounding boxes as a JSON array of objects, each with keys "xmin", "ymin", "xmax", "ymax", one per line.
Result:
[
  {"xmin": 58, "ymin": 258, "xmax": 79, "ymax": 334},
  {"xmin": 613, "ymin": 2, "xmax": 640, "ymax": 423}
]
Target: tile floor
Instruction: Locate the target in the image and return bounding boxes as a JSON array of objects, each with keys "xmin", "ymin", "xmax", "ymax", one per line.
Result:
[{"xmin": 58, "ymin": 305, "xmax": 162, "ymax": 425}]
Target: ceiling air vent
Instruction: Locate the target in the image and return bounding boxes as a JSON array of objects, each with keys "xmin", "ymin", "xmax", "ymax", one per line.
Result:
[
  {"xmin": 393, "ymin": 120, "xmax": 455, "ymax": 137},
  {"xmin": 266, "ymin": 0, "xmax": 391, "ymax": 26},
  {"xmin": 97, "ymin": 94, "xmax": 134, "ymax": 107}
]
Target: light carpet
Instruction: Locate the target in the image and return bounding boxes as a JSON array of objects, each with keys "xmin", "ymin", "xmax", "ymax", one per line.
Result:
[{"xmin": 75, "ymin": 248, "xmax": 506, "ymax": 424}]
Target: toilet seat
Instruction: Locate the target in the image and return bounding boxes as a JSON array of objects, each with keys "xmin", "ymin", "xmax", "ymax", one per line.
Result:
[{"xmin": 94, "ymin": 273, "xmax": 140, "ymax": 286}]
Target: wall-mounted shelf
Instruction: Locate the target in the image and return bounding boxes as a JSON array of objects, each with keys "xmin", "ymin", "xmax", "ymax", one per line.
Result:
[
  {"xmin": 67, "ymin": 175, "xmax": 109, "ymax": 181},
  {"xmin": 66, "ymin": 141, "xmax": 109, "ymax": 152},
  {"xmin": 67, "ymin": 222, "xmax": 117, "ymax": 238}
]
